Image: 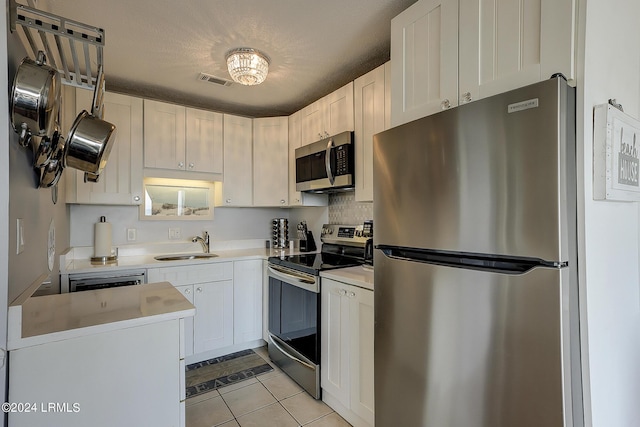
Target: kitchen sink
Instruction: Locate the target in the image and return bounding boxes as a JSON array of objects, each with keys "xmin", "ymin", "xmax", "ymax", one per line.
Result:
[{"xmin": 154, "ymin": 253, "xmax": 219, "ymax": 261}]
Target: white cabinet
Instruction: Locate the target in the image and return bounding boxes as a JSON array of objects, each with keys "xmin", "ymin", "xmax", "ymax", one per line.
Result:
[
  {"xmin": 253, "ymin": 117, "xmax": 289, "ymax": 206},
  {"xmin": 233, "ymin": 259, "xmax": 263, "ymax": 343},
  {"xmin": 66, "ymin": 91, "xmax": 143, "ymax": 205},
  {"xmin": 288, "ymin": 110, "xmax": 328, "ymax": 207},
  {"xmin": 354, "ymin": 63, "xmax": 391, "ymax": 202},
  {"xmin": 144, "ymin": 99, "xmax": 223, "ymax": 179},
  {"xmin": 150, "ymin": 259, "xmax": 265, "ymax": 362},
  {"xmin": 143, "ymin": 99, "xmax": 186, "ymax": 170},
  {"xmin": 215, "ymin": 114, "xmax": 253, "ymax": 206},
  {"xmin": 148, "ymin": 262, "xmax": 234, "ymax": 356},
  {"xmin": 391, "ymin": 0, "xmax": 576, "ymax": 126},
  {"xmin": 391, "ymin": 0, "xmax": 459, "ymax": 126},
  {"xmin": 458, "ymin": 0, "xmax": 575, "ymax": 102},
  {"xmin": 300, "ymin": 82, "xmax": 354, "ymax": 145},
  {"xmin": 185, "ymin": 108, "xmax": 224, "ymax": 174},
  {"xmin": 321, "ymin": 278, "xmax": 375, "ymax": 427}
]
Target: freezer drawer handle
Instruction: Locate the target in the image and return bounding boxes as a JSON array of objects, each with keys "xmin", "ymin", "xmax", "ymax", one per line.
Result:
[
  {"xmin": 268, "ymin": 334, "xmax": 315, "ymax": 370},
  {"xmin": 378, "ymin": 245, "xmax": 565, "ymax": 274}
]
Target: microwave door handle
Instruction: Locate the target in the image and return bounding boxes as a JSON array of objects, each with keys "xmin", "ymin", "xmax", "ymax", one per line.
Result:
[{"xmin": 325, "ymin": 138, "xmax": 335, "ymax": 185}]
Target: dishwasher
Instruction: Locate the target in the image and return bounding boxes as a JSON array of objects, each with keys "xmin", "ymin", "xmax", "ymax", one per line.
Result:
[{"xmin": 68, "ymin": 269, "xmax": 146, "ymax": 292}]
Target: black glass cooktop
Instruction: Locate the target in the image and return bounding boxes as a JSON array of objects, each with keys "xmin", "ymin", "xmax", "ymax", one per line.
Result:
[{"xmin": 269, "ymin": 249, "xmax": 364, "ymax": 276}]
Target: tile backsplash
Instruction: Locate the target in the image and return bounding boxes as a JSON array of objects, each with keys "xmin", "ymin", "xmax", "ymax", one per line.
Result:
[{"xmin": 328, "ymin": 192, "xmax": 373, "ymax": 225}]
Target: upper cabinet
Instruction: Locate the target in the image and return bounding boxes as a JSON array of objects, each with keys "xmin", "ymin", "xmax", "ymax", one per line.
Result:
[
  {"xmin": 458, "ymin": 0, "xmax": 575, "ymax": 102},
  {"xmin": 143, "ymin": 99, "xmax": 223, "ymax": 180},
  {"xmin": 354, "ymin": 63, "xmax": 391, "ymax": 202},
  {"xmin": 391, "ymin": 0, "xmax": 459, "ymax": 126},
  {"xmin": 66, "ymin": 90, "xmax": 144, "ymax": 205},
  {"xmin": 253, "ymin": 117, "xmax": 289, "ymax": 206},
  {"xmin": 214, "ymin": 114, "xmax": 253, "ymax": 207},
  {"xmin": 391, "ymin": 0, "xmax": 576, "ymax": 126},
  {"xmin": 301, "ymin": 82, "xmax": 355, "ymax": 145}
]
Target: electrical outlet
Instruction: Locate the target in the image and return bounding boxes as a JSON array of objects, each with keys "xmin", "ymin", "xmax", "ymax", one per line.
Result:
[
  {"xmin": 169, "ymin": 227, "xmax": 181, "ymax": 240},
  {"xmin": 127, "ymin": 228, "xmax": 137, "ymax": 242}
]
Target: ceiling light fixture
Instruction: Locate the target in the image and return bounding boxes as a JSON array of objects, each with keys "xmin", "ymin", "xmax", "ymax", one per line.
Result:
[{"xmin": 225, "ymin": 48, "xmax": 270, "ymax": 86}]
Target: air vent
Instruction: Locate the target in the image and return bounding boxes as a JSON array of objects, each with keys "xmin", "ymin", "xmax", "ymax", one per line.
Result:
[{"xmin": 198, "ymin": 72, "xmax": 233, "ymax": 87}]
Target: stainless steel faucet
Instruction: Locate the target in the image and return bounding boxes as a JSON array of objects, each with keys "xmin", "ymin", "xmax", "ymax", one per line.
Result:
[{"xmin": 192, "ymin": 231, "xmax": 210, "ymax": 253}]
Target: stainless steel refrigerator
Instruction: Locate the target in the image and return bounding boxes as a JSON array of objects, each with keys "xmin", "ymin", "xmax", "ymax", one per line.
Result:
[{"xmin": 373, "ymin": 77, "xmax": 583, "ymax": 427}]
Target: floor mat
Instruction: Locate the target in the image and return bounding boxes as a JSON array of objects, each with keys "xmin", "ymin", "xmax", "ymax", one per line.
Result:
[{"xmin": 185, "ymin": 349, "xmax": 273, "ymax": 398}]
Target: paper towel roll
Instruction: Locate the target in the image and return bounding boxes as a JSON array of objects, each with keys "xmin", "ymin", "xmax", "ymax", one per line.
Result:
[{"xmin": 94, "ymin": 216, "xmax": 112, "ymax": 258}]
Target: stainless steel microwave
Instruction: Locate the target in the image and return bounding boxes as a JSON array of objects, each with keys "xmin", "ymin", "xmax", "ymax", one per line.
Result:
[{"xmin": 295, "ymin": 131, "xmax": 354, "ymax": 193}]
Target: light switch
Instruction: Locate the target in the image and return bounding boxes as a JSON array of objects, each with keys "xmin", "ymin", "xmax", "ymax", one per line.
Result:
[{"xmin": 16, "ymin": 218, "xmax": 24, "ymax": 254}]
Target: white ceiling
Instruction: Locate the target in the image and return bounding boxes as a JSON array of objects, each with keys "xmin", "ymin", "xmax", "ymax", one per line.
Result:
[{"xmin": 32, "ymin": 0, "xmax": 418, "ymax": 117}]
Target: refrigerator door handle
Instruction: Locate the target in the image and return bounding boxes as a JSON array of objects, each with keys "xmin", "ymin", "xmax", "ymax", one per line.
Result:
[{"xmin": 377, "ymin": 245, "xmax": 565, "ymax": 274}]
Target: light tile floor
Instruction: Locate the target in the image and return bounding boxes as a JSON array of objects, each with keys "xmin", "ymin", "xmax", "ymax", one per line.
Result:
[{"xmin": 186, "ymin": 346, "xmax": 352, "ymax": 427}]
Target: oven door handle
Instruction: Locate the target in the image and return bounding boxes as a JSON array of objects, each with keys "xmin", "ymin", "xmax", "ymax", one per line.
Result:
[
  {"xmin": 268, "ymin": 334, "xmax": 315, "ymax": 370},
  {"xmin": 267, "ymin": 265, "xmax": 318, "ymax": 293},
  {"xmin": 325, "ymin": 138, "xmax": 335, "ymax": 185}
]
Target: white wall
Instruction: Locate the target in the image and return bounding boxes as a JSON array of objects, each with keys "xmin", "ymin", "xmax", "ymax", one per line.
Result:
[
  {"xmin": 578, "ymin": 0, "xmax": 640, "ymax": 425},
  {"xmin": 69, "ymin": 204, "xmax": 291, "ymax": 247}
]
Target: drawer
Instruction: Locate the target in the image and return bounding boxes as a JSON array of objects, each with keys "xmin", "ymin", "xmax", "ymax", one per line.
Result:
[{"xmin": 148, "ymin": 262, "xmax": 233, "ymax": 286}]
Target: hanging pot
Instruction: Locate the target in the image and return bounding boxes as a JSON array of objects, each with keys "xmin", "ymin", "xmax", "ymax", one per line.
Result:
[
  {"xmin": 64, "ymin": 110, "xmax": 117, "ymax": 179},
  {"xmin": 10, "ymin": 51, "xmax": 61, "ymax": 147},
  {"xmin": 39, "ymin": 132, "xmax": 65, "ymax": 188}
]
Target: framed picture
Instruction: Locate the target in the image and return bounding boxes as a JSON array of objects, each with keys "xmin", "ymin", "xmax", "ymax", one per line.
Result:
[{"xmin": 139, "ymin": 177, "xmax": 214, "ymax": 220}]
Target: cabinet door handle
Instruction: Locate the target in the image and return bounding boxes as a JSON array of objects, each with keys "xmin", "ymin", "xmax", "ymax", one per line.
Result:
[
  {"xmin": 461, "ymin": 92, "xmax": 472, "ymax": 103},
  {"xmin": 133, "ymin": 195, "xmax": 141, "ymax": 202},
  {"xmin": 339, "ymin": 289, "xmax": 347, "ymax": 296},
  {"xmin": 184, "ymin": 288, "xmax": 191, "ymax": 294},
  {"xmin": 280, "ymin": 199, "xmax": 285, "ymax": 204},
  {"xmin": 178, "ymin": 162, "xmax": 185, "ymax": 168},
  {"xmin": 441, "ymin": 99, "xmax": 451, "ymax": 110},
  {"xmin": 189, "ymin": 162, "xmax": 195, "ymax": 169},
  {"xmin": 349, "ymin": 291, "xmax": 356, "ymax": 298},
  {"xmin": 196, "ymin": 287, "xmax": 202, "ymax": 293},
  {"xmin": 226, "ymin": 199, "xmax": 231, "ymax": 204},
  {"xmin": 317, "ymin": 133, "xmax": 323, "ymax": 139}
]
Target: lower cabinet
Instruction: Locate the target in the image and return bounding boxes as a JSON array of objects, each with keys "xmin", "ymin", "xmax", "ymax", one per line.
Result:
[
  {"xmin": 321, "ymin": 278, "xmax": 375, "ymax": 427},
  {"xmin": 148, "ymin": 259, "xmax": 263, "ymax": 362}
]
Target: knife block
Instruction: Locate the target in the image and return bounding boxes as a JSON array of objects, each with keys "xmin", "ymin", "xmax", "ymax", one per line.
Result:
[{"xmin": 299, "ymin": 231, "xmax": 317, "ymax": 252}]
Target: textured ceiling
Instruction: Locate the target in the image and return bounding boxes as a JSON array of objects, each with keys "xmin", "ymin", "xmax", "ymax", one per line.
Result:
[{"xmin": 33, "ymin": 0, "xmax": 418, "ymax": 117}]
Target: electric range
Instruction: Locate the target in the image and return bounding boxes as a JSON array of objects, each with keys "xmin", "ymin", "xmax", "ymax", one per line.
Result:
[{"xmin": 266, "ymin": 223, "xmax": 370, "ymax": 399}]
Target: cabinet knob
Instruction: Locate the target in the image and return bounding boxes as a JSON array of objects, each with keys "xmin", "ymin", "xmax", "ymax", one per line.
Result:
[
  {"xmin": 324, "ymin": 131, "xmax": 330, "ymax": 137},
  {"xmin": 441, "ymin": 99, "xmax": 451, "ymax": 110},
  {"xmin": 189, "ymin": 162, "xmax": 195, "ymax": 169},
  {"xmin": 196, "ymin": 287, "xmax": 203, "ymax": 293},
  {"xmin": 349, "ymin": 291, "xmax": 356, "ymax": 298},
  {"xmin": 185, "ymin": 288, "xmax": 191, "ymax": 294},
  {"xmin": 461, "ymin": 92, "xmax": 472, "ymax": 103},
  {"xmin": 133, "ymin": 195, "xmax": 141, "ymax": 202},
  {"xmin": 318, "ymin": 133, "xmax": 323, "ymax": 139},
  {"xmin": 280, "ymin": 199, "xmax": 285, "ymax": 204},
  {"xmin": 226, "ymin": 199, "xmax": 231, "ymax": 204},
  {"xmin": 339, "ymin": 289, "xmax": 347, "ymax": 296},
  {"xmin": 178, "ymin": 162, "xmax": 185, "ymax": 169}
]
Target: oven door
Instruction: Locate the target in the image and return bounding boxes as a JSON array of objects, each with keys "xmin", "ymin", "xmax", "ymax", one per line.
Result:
[{"xmin": 267, "ymin": 264, "xmax": 321, "ymax": 399}]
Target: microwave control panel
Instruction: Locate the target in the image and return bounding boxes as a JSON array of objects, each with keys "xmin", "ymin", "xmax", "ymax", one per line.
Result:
[{"xmin": 336, "ymin": 145, "xmax": 349, "ymax": 175}]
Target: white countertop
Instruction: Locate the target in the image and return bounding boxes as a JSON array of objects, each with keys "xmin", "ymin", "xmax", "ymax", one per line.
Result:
[
  {"xmin": 321, "ymin": 265, "xmax": 374, "ymax": 291},
  {"xmin": 8, "ymin": 277, "xmax": 195, "ymax": 350},
  {"xmin": 61, "ymin": 246, "xmax": 314, "ymax": 275}
]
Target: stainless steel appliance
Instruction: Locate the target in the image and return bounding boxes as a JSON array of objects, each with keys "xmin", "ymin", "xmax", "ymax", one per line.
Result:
[
  {"xmin": 373, "ymin": 77, "xmax": 583, "ymax": 427},
  {"xmin": 68, "ymin": 269, "xmax": 146, "ymax": 292},
  {"xmin": 267, "ymin": 224, "xmax": 368, "ymax": 399},
  {"xmin": 295, "ymin": 131, "xmax": 354, "ymax": 193}
]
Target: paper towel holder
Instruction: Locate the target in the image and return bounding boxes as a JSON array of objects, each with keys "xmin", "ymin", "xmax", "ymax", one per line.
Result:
[{"xmin": 91, "ymin": 216, "xmax": 117, "ymax": 264}]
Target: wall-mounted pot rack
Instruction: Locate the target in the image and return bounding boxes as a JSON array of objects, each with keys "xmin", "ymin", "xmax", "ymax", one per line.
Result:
[{"xmin": 9, "ymin": 0, "xmax": 104, "ymax": 94}]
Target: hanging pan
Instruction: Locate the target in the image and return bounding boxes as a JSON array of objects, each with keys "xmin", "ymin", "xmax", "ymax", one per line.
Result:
[
  {"xmin": 64, "ymin": 66, "xmax": 116, "ymax": 183},
  {"xmin": 10, "ymin": 51, "xmax": 61, "ymax": 147}
]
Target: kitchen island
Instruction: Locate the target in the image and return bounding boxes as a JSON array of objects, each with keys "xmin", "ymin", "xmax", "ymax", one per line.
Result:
[{"xmin": 7, "ymin": 275, "xmax": 195, "ymax": 427}]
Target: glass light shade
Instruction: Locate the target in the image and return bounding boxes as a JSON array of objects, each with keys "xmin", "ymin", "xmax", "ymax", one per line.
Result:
[{"xmin": 226, "ymin": 48, "xmax": 270, "ymax": 86}]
